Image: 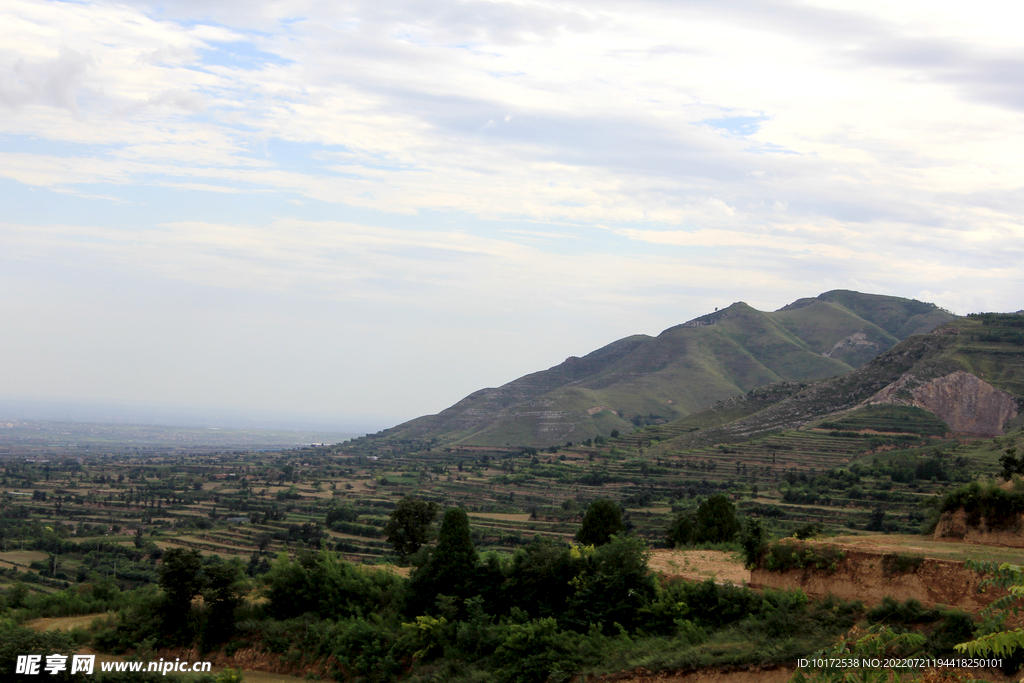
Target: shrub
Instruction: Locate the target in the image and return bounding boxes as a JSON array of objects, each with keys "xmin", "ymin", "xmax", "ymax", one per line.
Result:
[
  {"xmin": 760, "ymin": 540, "xmax": 845, "ymax": 574},
  {"xmin": 490, "ymin": 618, "xmax": 584, "ymax": 683},
  {"xmin": 940, "ymin": 481, "xmax": 1024, "ymax": 529},
  {"xmin": 880, "ymin": 553, "xmax": 924, "ymax": 577},
  {"xmin": 739, "ymin": 518, "xmax": 769, "ymax": 569}
]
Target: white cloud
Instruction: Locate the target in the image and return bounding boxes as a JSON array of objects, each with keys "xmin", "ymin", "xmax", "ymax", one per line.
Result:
[{"xmin": 2, "ymin": 0, "xmax": 1023, "ymax": 421}]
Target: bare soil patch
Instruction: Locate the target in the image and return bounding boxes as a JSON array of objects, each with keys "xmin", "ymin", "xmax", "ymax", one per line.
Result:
[
  {"xmin": 648, "ymin": 549, "xmax": 749, "ymax": 585},
  {"xmin": 469, "ymin": 512, "xmax": 532, "ymax": 522}
]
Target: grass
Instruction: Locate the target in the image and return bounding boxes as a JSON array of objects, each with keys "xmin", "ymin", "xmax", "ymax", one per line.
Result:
[
  {"xmin": 25, "ymin": 614, "xmax": 110, "ymax": 631},
  {"xmin": 827, "ymin": 534, "xmax": 1024, "ymax": 564},
  {"xmin": 818, "ymin": 405, "xmax": 950, "ymax": 436},
  {"xmin": 0, "ymin": 550, "xmax": 49, "ymax": 564}
]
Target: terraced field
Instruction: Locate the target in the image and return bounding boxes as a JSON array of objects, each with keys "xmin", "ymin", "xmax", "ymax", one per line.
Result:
[{"xmin": 0, "ymin": 413, "xmax": 1019, "ymax": 599}]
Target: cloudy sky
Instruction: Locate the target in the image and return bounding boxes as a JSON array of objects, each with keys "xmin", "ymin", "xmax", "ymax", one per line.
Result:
[{"xmin": 2, "ymin": 0, "xmax": 1022, "ymax": 431}]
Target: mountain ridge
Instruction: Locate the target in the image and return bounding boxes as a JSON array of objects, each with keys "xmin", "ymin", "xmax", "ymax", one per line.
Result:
[
  {"xmin": 376, "ymin": 290, "xmax": 956, "ymax": 447},
  {"xmin": 632, "ymin": 313, "xmax": 1024, "ymax": 454}
]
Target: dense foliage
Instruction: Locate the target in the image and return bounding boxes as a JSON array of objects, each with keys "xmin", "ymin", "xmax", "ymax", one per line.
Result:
[
  {"xmin": 576, "ymin": 499, "xmax": 625, "ymax": 546},
  {"xmin": 940, "ymin": 481, "xmax": 1024, "ymax": 528},
  {"xmin": 666, "ymin": 494, "xmax": 741, "ymax": 547},
  {"xmin": 383, "ymin": 497, "xmax": 439, "ymax": 558},
  {"xmin": 759, "ymin": 539, "xmax": 847, "ymax": 574},
  {"xmin": 3, "ymin": 508, "xmax": 893, "ymax": 682}
]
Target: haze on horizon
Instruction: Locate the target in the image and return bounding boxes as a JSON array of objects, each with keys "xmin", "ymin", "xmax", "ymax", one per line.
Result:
[{"xmin": 2, "ymin": 0, "xmax": 1023, "ymax": 432}]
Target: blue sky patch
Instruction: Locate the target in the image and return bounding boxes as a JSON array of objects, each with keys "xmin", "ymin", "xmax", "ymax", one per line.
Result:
[
  {"xmin": 700, "ymin": 116, "xmax": 765, "ymax": 136},
  {"xmin": 198, "ymin": 41, "xmax": 292, "ymax": 70}
]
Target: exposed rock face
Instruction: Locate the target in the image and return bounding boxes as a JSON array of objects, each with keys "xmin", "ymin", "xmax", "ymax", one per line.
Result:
[
  {"xmin": 870, "ymin": 370, "xmax": 1018, "ymax": 436},
  {"xmin": 823, "ymin": 331, "xmax": 880, "ymax": 358}
]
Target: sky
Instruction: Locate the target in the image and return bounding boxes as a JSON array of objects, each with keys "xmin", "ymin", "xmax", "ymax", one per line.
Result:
[{"xmin": 2, "ymin": 0, "xmax": 1023, "ymax": 432}]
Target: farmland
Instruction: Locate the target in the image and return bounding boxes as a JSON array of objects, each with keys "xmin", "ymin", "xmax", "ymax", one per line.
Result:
[
  {"xmin": 0, "ymin": 408, "xmax": 1016, "ymax": 583},
  {"xmin": 1, "ymin": 411, "xmax": 1022, "ymax": 682}
]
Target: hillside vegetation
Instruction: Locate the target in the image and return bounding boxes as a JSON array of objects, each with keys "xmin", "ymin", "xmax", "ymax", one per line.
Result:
[
  {"xmin": 383, "ymin": 291, "xmax": 954, "ymax": 448},
  {"xmin": 638, "ymin": 312, "xmax": 1024, "ymax": 453}
]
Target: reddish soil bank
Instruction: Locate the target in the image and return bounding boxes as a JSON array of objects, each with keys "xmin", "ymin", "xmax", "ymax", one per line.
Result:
[{"xmin": 749, "ymin": 543, "xmax": 1006, "ymax": 611}]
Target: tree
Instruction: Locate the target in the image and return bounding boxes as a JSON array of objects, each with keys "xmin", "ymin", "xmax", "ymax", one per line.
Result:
[
  {"xmin": 665, "ymin": 511, "xmax": 696, "ymax": 547},
  {"xmin": 200, "ymin": 560, "xmax": 245, "ymax": 647},
  {"xmin": 999, "ymin": 447, "xmax": 1023, "ymax": 481},
  {"xmin": 159, "ymin": 548, "xmax": 203, "ymax": 642},
  {"xmin": 406, "ymin": 508, "xmax": 478, "ymax": 616},
  {"xmin": 503, "ymin": 537, "xmax": 583, "ymax": 619},
  {"xmin": 577, "ymin": 499, "xmax": 625, "ymax": 546},
  {"xmin": 694, "ymin": 494, "xmax": 740, "ymax": 543},
  {"xmin": 563, "ymin": 535, "xmax": 657, "ymax": 633},
  {"xmin": 384, "ymin": 496, "xmax": 439, "ymax": 557},
  {"xmin": 867, "ymin": 506, "xmax": 886, "ymax": 532},
  {"xmin": 739, "ymin": 517, "xmax": 769, "ymax": 568},
  {"xmin": 433, "ymin": 508, "xmax": 477, "ymax": 572},
  {"xmin": 956, "ymin": 560, "xmax": 1024, "ymax": 658}
]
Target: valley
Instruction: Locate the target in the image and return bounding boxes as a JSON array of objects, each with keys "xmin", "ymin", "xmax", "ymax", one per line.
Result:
[{"xmin": 2, "ymin": 293, "xmax": 1023, "ymax": 682}]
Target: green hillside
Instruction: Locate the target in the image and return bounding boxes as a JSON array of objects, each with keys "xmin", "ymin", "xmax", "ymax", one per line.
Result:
[
  {"xmin": 643, "ymin": 312, "xmax": 1024, "ymax": 452},
  {"xmin": 379, "ymin": 291, "xmax": 955, "ymax": 447}
]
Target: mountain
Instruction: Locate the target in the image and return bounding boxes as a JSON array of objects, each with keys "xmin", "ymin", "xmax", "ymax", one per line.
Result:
[
  {"xmin": 378, "ymin": 291, "xmax": 955, "ymax": 447},
  {"xmin": 632, "ymin": 311, "xmax": 1024, "ymax": 452}
]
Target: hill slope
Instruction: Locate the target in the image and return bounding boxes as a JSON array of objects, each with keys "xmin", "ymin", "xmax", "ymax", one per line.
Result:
[
  {"xmin": 380, "ymin": 291, "xmax": 955, "ymax": 447},
  {"xmin": 640, "ymin": 311, "xmax": 1024, "ymax": 451}
]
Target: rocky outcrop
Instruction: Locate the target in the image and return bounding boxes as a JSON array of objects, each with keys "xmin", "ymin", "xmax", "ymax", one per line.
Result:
[
  {"xmin": 870, "ymin": 370, "xmax": 1018, "ymax": 436},
  {"xmin": 823, "ymin": 331, "xmax": 881, "ymax": 358}
]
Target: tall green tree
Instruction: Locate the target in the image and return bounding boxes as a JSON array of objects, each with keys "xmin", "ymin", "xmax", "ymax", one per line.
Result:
[
  {"xmin": 666, "ymin": 511, "xmax": 696, "ymax": 547},
  {"xmin": 159, "ymin": 548, "xmax": 203, "ymax": 642},
  {"xmin": 406, "ymin": 508, "xmax": 478, "ymax": 616},
  {"xmin": 200, "ymin": 559, "xmax": 245, "ymax": 648},
  {"xmin": 577, "ymin": 499, "xmax": 625, "ymax": 546},
  {"xmin": 384, "ymin": 496, "xmax": 439, "ymax": 557},
  {"xmin": 694, "ymin": 494, "xmax": 740, "ymax": 543},
  {"xmin": 739, "ymin": 517, "xmax": 769, "ymax": 568}
]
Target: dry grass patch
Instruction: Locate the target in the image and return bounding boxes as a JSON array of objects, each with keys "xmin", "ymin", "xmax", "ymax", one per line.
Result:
[
  {"xmin": 0, "ymin": 550, "xmax": 49, "ymax": 565},
  {"xmin": 649, "ymin": 549, "xmax": 749, "ymax": 585},
  {"xmin": 829, "ymin": 534, "xmax": 1024, "ymax": 564},
  {"xmin": 0, "ymin": 559, "xmax": 39, "ymax": 573},
  {"xmin": 25, "ymin": 614, "xmax": 109, "ymax": 632}
]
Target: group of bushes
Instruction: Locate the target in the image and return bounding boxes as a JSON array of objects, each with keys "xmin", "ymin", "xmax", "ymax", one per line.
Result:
[
  {"xmin": 69, "ymin": 503, "xmax": 885, "ymax": 683},
  {"xmin": 219, "ymin": 543, "xmax": 865, "ymax": 682},
  {"xmin": 939, "ymin": 481, "xmax": 1024, "ymax": 528},
  {"xmin": 757, "ymin": 539, "xmax": 847, "ymax": 573}
]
